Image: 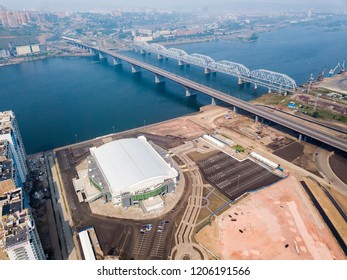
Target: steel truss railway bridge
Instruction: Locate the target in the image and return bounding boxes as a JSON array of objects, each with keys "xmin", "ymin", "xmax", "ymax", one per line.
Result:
[
  {"xmin": 132, "ymin": 41, "xmax": 297, "ymax": 93},
  {"xmin": 62, "ymin": 37, "xmax": 347, "ymax": 153}
]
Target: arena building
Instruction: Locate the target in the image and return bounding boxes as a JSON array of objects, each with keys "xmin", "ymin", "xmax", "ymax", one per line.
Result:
[{"xmin": 88, "ymin": 136, "xmax": 178, "ymax": 210}]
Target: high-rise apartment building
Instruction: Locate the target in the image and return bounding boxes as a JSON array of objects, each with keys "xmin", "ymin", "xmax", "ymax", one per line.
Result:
[
  {"xmin": 0, "ymin": 111, "xmax": 28, "ymax": 186},
  {"xmin": 0, "ymin": 189, "xmax": 45, "ymax": 260},
  {"xmin": 0, "ymin": 139, "xmax": 19, "ymax": 192}
]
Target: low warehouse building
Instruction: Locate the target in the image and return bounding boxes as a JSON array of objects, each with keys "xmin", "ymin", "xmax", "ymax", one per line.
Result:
[{"xmin": 89, "ymin": 136, "xmax": 178, "ymax": 208}]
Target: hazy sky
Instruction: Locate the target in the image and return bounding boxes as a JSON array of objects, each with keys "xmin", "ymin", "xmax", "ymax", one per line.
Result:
[{"xmin": 1, "ymin": 0, "xmax": 346, "ymax": 11}]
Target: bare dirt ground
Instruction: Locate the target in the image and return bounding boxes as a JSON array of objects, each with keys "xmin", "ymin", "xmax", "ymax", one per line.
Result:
[
  {"xmin": 316, "ymin": 74, "xmax": 347, "ymax": 95},
  {"xmin": 145, "ymin": 116, "xmax": 208, "ymax": 140},
  {"xmin": 196, "ymin": 175, "xmax": 345, "ymax": 260},
  {"xmin": 329, "ymin": 153, "xmax": 347, "ymax": 184},
  {"xmin": 0, "ymin": 248, "xmax": 8, "ymax": 260},
  {"xmin": 215, "ymin": 110, "xmax": 321, "ymax": 176},
  {"xmin": 295, "ymin": 94, "xmax": 347, "ymax": 116}
]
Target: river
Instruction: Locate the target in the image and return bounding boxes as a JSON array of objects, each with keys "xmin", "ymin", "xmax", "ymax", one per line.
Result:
[{"xmin": 0, "ymin": 25, "xmax": 346, "ymax": 154}]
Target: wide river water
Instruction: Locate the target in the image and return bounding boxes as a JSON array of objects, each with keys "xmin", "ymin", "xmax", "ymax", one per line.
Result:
[{"xmin": 0, "ymin": 25, "xmax": 346, "ymax": 154}]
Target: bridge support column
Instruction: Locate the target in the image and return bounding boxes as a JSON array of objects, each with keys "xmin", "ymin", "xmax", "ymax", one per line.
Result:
[
  {"xmin": 154, "ymin": 74, "xmax": 164, "ymax": 84},
  {"xmin": 140, "ymin": 49, "xmax": 146, "ymax": 54},
  {"xmin": 298, "ymin": 134, "xmax": 302, "ymax": 142},
  {"xmin": 238, "ymin": 78, "xmax": 243, "ymax": 85},
  {"xmin": 98, "ymin": 52, "xmax": 107, "ymax": 61},
  {"xmin": 157, "ymin": 54, "xmax": 163, "ymax": 60},
  {"xmin": 178, "ymin": 60, "xmax": 184, "ymax": 66},
  {"xmin": 185, "ymin": 87, "xmax": 195, "ymax": 97},
  {"xmin": 131, "ymin": 65, "xmax": 140, "ymax": 73},
  {"xmin": 233, "ymin": 106, "xmax": 237, "ymax": 114},
  {"xmin": 204, "ymin": 68, "xmax": 211, "ymax": 75},
  {"xmin": 211, "ymin": 97, "xmax": 216, "ymax": 106},
  {"xmin": 268, "ymin": 88, "xmax": 272, "ymax": 94},
  {"xmin": 113, "ymin": 58, "xmax": 122, "ymax": 66},
  {"xmin": 254, "ymin": 83, "xmax": 258, "ymax": 90},
  {"xmin": 255, "ymin": 115, "xmax": 259, "ymax": 122}
]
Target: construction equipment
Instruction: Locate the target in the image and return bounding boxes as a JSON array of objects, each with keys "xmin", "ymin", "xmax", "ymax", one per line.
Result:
[
  {"xmin": 306, "ymin": 73, "xmax": 314, "ymax": 94},
  {"xmin": 328, "ymin": 63, "xmax": 340, "ymax": 76},
  {"xmin": 307, "ymin": 73, "xmax": 314, "ymax": 84},
  {"xmin": 317, "ymin": 67, "xmax": 325, "ymax": 81}
]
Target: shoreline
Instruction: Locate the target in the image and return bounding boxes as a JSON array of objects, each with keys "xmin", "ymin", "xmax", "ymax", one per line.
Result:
[{"xmin": 0, "ymin": 53, "xmax": 91, "ymax": 67}]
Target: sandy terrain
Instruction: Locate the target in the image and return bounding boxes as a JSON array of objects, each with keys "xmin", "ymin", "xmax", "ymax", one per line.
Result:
[
  {"xmin": 146, "ymin": 115, "xmax": 208, "ymax": 140},
  {"xmin": 317, "ymin": 74, "xmax": 347, "ymax": 95},
  {"xmin": 196, "ymin": 175, "xmax": 345, "ymax": 260}
]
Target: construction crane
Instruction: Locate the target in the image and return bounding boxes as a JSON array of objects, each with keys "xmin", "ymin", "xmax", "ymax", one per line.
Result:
[
  {"xmin": 308, "ymin": 73, "xmax": 314, "ymax": 83},
  {"xmin": 317, "ymin": 67, "xmax": 325, "ymax": 81},
  {"xmin": 307, "ymin": 73, "xmax": 314, "ymax": 94},
  {"xmin": 328, "ymin": 63, "xmax": 340, "ymax": 77}
]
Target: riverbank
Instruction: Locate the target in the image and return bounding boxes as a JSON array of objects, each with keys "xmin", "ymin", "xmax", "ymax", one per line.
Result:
[
  {"xmin": 315, "ymin": 73, "xmax": 347, "ymax": 95},
  {"xmin": 0, "ymin": 52, "xmax": 91, "ymax": 67}
]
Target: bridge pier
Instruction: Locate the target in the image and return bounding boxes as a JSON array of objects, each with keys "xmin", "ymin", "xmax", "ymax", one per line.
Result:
[
  {"xmin": 255, "ymin": 115, "xmax": 259, "ymax": 122},
  {"xmin": 98, "ymin": 52, "xmax": 107, "ymax": 61},
  {"xmin": 113, "ymin": 58, "xmax": 122, "ymax": 66},
  {"xmin": 211, "ymin": 97, "xmax": 216, "ymax": 106},
  {"xmin": 178, "ymin": 60, "xmax": 185, "ymax": 66},
  {"xmin": 254, "ymin": 83, "xmax": 258, "ymax": 90},
  {"xmin": 185, "ymin": 87, "xmax": 195, "ymax": 97},
  {"xmin": 131, "ymin": 65, "xmax": 141, "ymax": 73},
  {"xmin": 233, "ymin": 106, "xmax": 237, "ymax": 114},
  {"xmin": 140, "ymin": 49, "xmax": 146, "ymax": 54},
  {"xmin": 154, "ymin": 74, "xmax": 164, "ymax": 84},
  {"xmin": 298, "ymin": 134, "xmax": 307, "ymax": 142},
  {"xmin": 157, "ymin": 54, "xmax": 164, "ymax": 60},
  {"xmin": 268, "ymin": 88, "xmax": 272, "ymax": 94},
  {"xmin": 238, "ymin": 78, "xmax": 244, "ymax": 85},
  {"xmin": 204, "ymin": 68, "xmax": 211, "ymax": 75}
]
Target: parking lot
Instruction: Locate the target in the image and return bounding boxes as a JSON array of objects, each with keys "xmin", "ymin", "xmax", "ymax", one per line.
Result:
[
  {"xmin": 198, "ymin": 152, "xmax": 281, "ymax": 200},
  {"xmin": 132, "ymin": 220, "xmax": 171, "ymax": 260}
]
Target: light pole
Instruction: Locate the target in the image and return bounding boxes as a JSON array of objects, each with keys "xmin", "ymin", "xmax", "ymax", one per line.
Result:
[{"xmin": 313, "ymin": 93, "xmax": 321, "ymax": 112}]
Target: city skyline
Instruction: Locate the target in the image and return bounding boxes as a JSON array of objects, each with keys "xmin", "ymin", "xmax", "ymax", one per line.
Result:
[{"xmin": 1, "ymin": 0, "xmax": 347, "ymax": 11}]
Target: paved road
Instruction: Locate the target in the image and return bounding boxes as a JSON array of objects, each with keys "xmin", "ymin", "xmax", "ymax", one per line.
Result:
[
  {"xmin": 64, "ymin": 38, "xmax": 347, "ymax": 153},
  {"xmin": 316, "ymin": 149, "xmax": 347, "ymax": 196}
]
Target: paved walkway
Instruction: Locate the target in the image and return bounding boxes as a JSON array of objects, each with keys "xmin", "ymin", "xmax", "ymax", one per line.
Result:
[{"xmin": 170, "ymin": 142, "xmax": 208, "ymax": 260}]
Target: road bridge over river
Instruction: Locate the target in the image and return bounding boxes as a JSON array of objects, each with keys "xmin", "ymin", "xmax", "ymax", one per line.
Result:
[{"xmin": 63, "ymin": 37, "xmax": 347, "ymax": 153}]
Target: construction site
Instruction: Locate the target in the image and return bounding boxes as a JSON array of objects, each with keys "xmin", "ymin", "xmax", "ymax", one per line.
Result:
[{"xmin": 24, "ymin": 98, "xmax": 346, "ymax": 260}]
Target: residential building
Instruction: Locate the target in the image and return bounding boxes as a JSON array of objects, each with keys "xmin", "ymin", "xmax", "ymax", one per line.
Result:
[
  {"xmin": 0, "ymin": 111, "xmax": 28, "ymax": 185},
  {"xmin": 0, "ymin": 188, "xmax": 45, "ymax": 260}
]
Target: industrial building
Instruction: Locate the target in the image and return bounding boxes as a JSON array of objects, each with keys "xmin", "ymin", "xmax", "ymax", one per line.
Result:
[
  {"xmin": 78, "ymin": 230, "xmax": 96, "ymax": 260},
  {"xmin": 78, "ymin": 227, "xmax": 103, "ymax": 260},
  {"xmin": 16, "ymin": 44, "xmax": 41, "ymax": 56},
  {"xmin": 250, "ymin": 152, "xmax": 279, "ymax": 170},
  {"xmin": 0, "ymin": 111, "xmax": 28, "ymax": 185},
  {"xmin": 0, "ymin": 188, "xmax": 45, "ymax": 260},
  {"xmin": 88, "ymin": 136, "xmax": 178, "ymax": 211}
]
